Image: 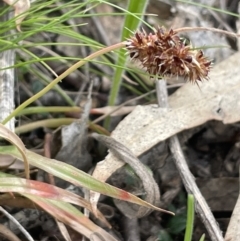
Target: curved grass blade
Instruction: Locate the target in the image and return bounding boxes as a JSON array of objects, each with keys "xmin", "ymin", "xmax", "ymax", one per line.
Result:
[
  {"xmin": 199, "ymin": 234, "xmax": 205, "ymax": 241},
  {"xmin": 184, "ymin": 194, "xmax": 195, "ymax": 241},
  {"xmin": 0, "ymin": 145, "xmax": 174, "ymax": 215},
  {"xmin": 14, "ymin": 118, "xmax": 76, "ymax": 134},
  {"xmin": 0, "ymin": 174, "xmax": 109, "ymax": 227},
  {"xmin": 0, "ymin": 123, "xmax": 29, "ymax": 179},
  {"xmin": 25, "ymin": 195, "xmax": 118, "ymax": 241},
  {"xmin": 17, "ymin": 106, "xmax": 81, "ymax": 116},
  {"xmin": 3, "ymin": 0, "xmax": 30, "ymax": 31}
]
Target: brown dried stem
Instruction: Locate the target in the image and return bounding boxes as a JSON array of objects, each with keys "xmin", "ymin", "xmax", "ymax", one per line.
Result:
[{"xmin": 155, "ymin": 78, "xmax": 224, "ymax": 241}]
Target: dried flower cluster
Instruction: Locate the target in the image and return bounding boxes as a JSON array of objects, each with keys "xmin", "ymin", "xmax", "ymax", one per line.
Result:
[{"xmin": 126, "ymin": 26, "xmax": 212, "ymax": 83}]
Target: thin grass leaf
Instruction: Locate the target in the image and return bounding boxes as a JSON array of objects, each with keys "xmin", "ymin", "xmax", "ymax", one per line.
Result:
[
  {"xmin": 184, "ymin": 195, "xmax": 195, "ymax": 241},
  {"xmin": 0, "ymin": 175, "xmax": 91, "ymax": 210},
  {"xmin": 15, "ymin": 118, "xmax": 76, "ymax": 134},
  {"xmin": 0, "ymin": 0, "xmax": 152, "ymax": 112},
  {"xmin": 88, "ymin": 122, "xmax": 111, "ymax": 136},
  {"xmin": 199, "ymin": 234, "xmax": 205, "ymax": 241},
  {"xmin": 0, "ymin": 145, "xmax": 173, "ymax": 215},
  {"xmin": 25, "ymin": 195, "xmax": 117, "ymax": 241},
  {"xmin": 104, "ymin": 0, "xmax": 149, "ymax": 129},
  {"xmin": 0, "ymin": 173, "xmax": 109, "ymax": 225},
  {"xmin": 0, "ymin": 123, "xmax": 29, "ymax": 179},
  {"xmin": 15, "ymin": 113, "xmax": 109, "ymax": 135},
  {"xmin": 3, "ymin": 0, "xmax": 30, "ymax": 31},
  {"xmin": 2, "ymin": 42, "xmax": 125, "ymax": 125},
  {"xmin": 17, "ymin": 106, "xmax": 81, "ymax": 116}
]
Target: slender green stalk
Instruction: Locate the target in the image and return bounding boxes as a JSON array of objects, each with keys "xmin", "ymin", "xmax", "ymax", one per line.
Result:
[
  {"xmin": 15, "ymin": 116, "xmax": 110, "ymax": 136},
  {"xmin": 199, "ymin": 234, "xmax": 205, "ymax": 241},
  {"xmin": 104, "ymin": 0, "xmax": 149, "ymax": 130},
  {"xmin": 29, "ymin": 68, "xmax": 75, "ymax": 107},
  {"xmin": 184, "ymin": 194, "xmax": 195, "ymax": 241},
  {"xmin": 17, "ymin": 106, "xmax": 81, "ymax": 116},
  {"xmin": 2, "ymin": 42, "xmax": 125, "ymax": 125},
  {"xmin": 15, "ymin": 118, "xmax": 76, "ymax": 134}
]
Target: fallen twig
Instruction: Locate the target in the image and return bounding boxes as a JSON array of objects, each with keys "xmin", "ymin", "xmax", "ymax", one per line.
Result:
[
  {"xmin": 0, "ymin": 206, "xmax": 34, "ymax": 241},
  {"xmin": 155, "ymin": 79, "xmax": 224, "ymax": 241}
]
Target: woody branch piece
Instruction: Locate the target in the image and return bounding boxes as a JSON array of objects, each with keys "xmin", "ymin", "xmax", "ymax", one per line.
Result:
[
  {"xmin": 156, "ymin": 79, "xmax": 223, "ymax": 241},
  {"xmin": 0, "ymin": 2, "xmax": 15, "ymax": 131}
]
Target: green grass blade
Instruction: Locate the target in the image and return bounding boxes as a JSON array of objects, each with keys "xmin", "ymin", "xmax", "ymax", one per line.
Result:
[
  {"xmin": 0, "ymin": 145, "xmax": 173, "ymax": 215},
  {"xmin": 17, "ymin": 106, "xmax": 81, "ymax": 116},
  {"xmin": 184, "ymin": 194, "xmax": 195, "ymax": 241},
  {"xmin": 0, "ymin": 124, "xmax": 29, "ymax": 179},
  {"xmin": 104, "ymin": 0, "xmax": 149, "ymax": 129},
  {"xmin": 121, "ymin": 0, "xmax": 149, "ymax": 40},
  {"xmin": 15, "ymin": 118, "xmax": 76, "ymax": 134},
  {"xmin": 2, "ymin": 42, "xmax": 125, "ymax": 125},
  {"xmin": 199, "ymin": 234, "xmax": 205, "ymax": 241}
]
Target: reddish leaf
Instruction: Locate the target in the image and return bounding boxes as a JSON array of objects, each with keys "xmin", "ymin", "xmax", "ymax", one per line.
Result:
[
  {"xmin": 26, "ymin": 195, "xmax": 118, "ymax": 241},
  {"xmin": 0, "ymin": 176, "xmax": 109, "ymax": 227},
  {"xmin": 0, "ymin": 146, "xmax": 173, "ymax": 215}
]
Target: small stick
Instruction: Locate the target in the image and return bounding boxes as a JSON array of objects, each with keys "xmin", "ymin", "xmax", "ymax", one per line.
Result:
[
  {"xmin": 0, "ymin": 206, "xmax": 34, "ymax": 241},
  {"xmin": 123, "ymin": 216, "xmax": 140, "ymax": 241},
  {"xmin": 175, "ymin": 26, "xmax": 240, "ymax": 39},
  {"xmin": 0, "ymin": 3, "xmax": 15, "ymax": 131},
  {"xmin": 155, "ymin": 78, "xmax": 224, "ymax": 241}
]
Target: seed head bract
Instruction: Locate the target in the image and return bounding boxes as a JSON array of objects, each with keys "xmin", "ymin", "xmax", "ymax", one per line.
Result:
[{"xmin": 126, "ymin": 26, "xmax": 212, "ymax": 83}]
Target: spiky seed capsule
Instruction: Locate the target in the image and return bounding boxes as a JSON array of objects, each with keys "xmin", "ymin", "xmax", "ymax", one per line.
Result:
[{"xmin": 126, "ymin": 26, "xmax": 212, "ymax": 83}]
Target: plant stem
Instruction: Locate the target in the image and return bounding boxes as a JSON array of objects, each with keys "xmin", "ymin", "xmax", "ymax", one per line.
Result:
[
  {"xmin": 184, "ymin": 195, "xmax": 194, "ymax": 241},
  {"xmin": 2, "ymin": 42, "xmax": 126, "ymax": 125},
  {"xmin": 17, "ymin": 106, "xmax": 81, "ymax": 116},
  {"xmin": 15, "ymin": 118, "xmax": 76, "ymax": 134},
  {"xmin": 155, "ymin": 78, "xmax": 224, "ymax": 241},
  {"xmin": 199, "ymin": 234, "xmax": 205, "ymax": 241}
]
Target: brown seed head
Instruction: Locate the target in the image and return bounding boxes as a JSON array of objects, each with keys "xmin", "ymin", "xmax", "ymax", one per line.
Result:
[{"xmin": 126, "ymin": 26, "xmax": 212, "ymax": 83}]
